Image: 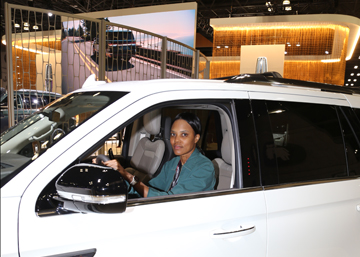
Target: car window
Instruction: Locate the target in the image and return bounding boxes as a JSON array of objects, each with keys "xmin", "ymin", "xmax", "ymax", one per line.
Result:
[
  {"xmin": 253, "ymin": 100, "xmax": 348, "ymax": 186},
  {"xmin": 23, "ymin": 95, "xmax": 43, "ymax": 109},
  {"xmin": 1, "ymin": 91, "xmax": 128, "ymax": 186},
  {"xmin": 235, "ymin": 99, "xmax": 261, "ymax": 188},
  {"xmin": 107, "ymin": 31, "xmax": 134, "ymax": 41},
  {"xmin": 338, "ymin": 107, "xmax": 360, "ymax": 176}
]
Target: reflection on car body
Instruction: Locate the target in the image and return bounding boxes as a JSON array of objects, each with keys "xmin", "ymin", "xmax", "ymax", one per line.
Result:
[{"xmin": 0, "ymin": 89, "xmax": 62, "ymax": 133}]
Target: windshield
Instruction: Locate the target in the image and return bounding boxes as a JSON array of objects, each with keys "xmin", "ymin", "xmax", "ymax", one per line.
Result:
[{"xmin": 1, "ymin": 91, "xmax": 127, "ymax": 186}]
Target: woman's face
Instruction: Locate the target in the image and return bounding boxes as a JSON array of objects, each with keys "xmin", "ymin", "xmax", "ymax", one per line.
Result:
[{"xmin": 170, "ymin": 119, "xmax": 200, "ymax": 161}]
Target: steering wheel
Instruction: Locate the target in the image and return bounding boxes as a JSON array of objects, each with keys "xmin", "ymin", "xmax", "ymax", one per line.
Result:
[
  {"xmin": 50, "ymin": 128, "xmax": 66, "ymax": 145},
  {"xmin": 96, "ymin": 154, "xmax": 110, "ymax": 165}
]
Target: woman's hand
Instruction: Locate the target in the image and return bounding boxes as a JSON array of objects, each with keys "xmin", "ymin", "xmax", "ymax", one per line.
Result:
[{"xmin": 94, "ymin": 158, "xmax": 149, "ymax": 197}]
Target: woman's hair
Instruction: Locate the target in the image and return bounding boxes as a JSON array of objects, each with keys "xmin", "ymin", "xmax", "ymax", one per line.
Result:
[{"xmin": 172, "ymin": 112, "xmax": 202, "ymax": 135}]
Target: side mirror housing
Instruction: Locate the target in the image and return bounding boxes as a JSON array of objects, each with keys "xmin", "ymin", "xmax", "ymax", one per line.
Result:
[{"xmin": 56, "ymin": 164, "xmax": 128, "ymax": 214}]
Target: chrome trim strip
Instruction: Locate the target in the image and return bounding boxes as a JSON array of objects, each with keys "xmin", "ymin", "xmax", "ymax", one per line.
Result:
[
  {"xmin": 264, "ymin": 176, "xmax": 360, "ymax": 190},
  {"xmin": 213, "ymin": 226, "xmax": 255, "ymax": 236},
  {"xmin": 127, "ymin": 187, "xmax": 263, "ymax": 207}
]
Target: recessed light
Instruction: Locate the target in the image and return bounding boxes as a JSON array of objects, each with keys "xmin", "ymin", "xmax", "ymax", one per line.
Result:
[
  {"xmin": 354, "ymin": 66, "xmax": 358, "ymax": 69},
  {"xmin": 224, "ymin": 46, "xmax": 229, "ymax": 48},
  {"xmin": 325, "ymin": 51, "xmax": 329, "ymax": 54},
  {"xmin": 350, "ymin": 73, "xmax": 354, "ymax": 76},
  {"xmin": 33, "ymin": 25, "xmax": 38, "ymax": 30},
  {"xmin": 284, "ymin": 51, "xmax": 287, "ymax": 54},
  {"xmin": 216, "ymin": 46, "xmax": 221, "ymax": 49},
  {"xmin": 348, "ymin": 79, "xmax": 351, "ymax": 81},
  {"xmin": 23, "ymin": 22, "xmax": 29, "ymax": 27},
  {"xmin": 351, "ymin": 84, "xmax": 354, "ymax": 86},
  {"xmin": 48, "ymin": 13, "xmax": 53, "ymax": 17},
  {"xmin": 357, "ymin": 73, "xmax": 360, "ymax": 76},
  {"xmin": 354, "ymin": 79, "xmax": 357, "ymax": 82},
  {"xmin": 296, "ymin": 43, "xmax": 300, "ymax": 47},
  {"xmin": 24, "ymin": 27, "xmax": 29, "ymax": 31},
  {"xmin": 14, "ymin": 23, "xmax": 20, "ymax": 28},
  {"xmin": 288, "ymin": 44, "xmax": 291, "ymax": 47},
  {"xmin": 345, "ymin": 84, "xmax": 349, "ymax": 86}
]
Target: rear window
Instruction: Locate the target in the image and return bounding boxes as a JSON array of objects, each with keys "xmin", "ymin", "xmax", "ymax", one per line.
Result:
[{"xmin": 107, "ymin": 31, "xmax": 134, "ymax": 41}]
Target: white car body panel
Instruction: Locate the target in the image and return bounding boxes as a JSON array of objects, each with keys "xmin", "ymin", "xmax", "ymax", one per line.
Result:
[
  {"xmin": 265, "ymin": 179, "xmax": 360, "ymax": 257},
  {"xmin": 1, "ymin": 197, "xmax": 21, "ymax": 257}
]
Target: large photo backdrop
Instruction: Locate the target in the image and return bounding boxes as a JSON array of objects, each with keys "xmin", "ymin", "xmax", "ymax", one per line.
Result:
[{"xmin": 61, "ymin": 2, "xmax": 197, "ymax": 93}]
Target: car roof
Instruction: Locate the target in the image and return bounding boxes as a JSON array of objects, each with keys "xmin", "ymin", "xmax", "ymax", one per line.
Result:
[
  {"xmin": 75, "ymin": 77, "xmax": 360, "ymax": 108},
  {"xmin": 15, "ymin": 89, "xmax": 62, "ymax": 96}
]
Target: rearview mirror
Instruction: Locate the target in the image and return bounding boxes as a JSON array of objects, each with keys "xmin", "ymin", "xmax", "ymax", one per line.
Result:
[{"xmin": 55, "ymin": 164, "xmax": 128, "ymax": 213}]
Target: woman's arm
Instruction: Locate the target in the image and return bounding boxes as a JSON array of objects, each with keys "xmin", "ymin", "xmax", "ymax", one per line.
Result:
[{"xmin": 103, "ymin": 159, "xmax": 149, "ymax": 198}]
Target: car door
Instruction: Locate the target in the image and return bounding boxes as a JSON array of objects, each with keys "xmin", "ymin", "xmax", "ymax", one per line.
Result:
[
  {"xmin": 17, "ymin": 89, "xmax": 267, "ymax": 257},
  {"xmin": 249, "ymin": 91, "xmax": 360, "ymax": 257}
]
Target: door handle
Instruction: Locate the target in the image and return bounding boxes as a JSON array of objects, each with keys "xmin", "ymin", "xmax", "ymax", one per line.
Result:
[{"xmin": 211, "ymin": 225, "xmax": 256, "ymax": 239}]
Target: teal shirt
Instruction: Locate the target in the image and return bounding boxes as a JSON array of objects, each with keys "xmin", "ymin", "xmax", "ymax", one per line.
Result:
[
  {"xmin": 129, "ymin": 148, "xmax": 216, "ymax": 198},
  {"xmin": 148, "ymin": 148, "xmax": 216, "ymax": 197}
]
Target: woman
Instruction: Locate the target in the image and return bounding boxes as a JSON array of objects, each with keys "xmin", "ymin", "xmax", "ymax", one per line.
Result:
[{"xmin": 102, "ymin": 112, "xmax": 216, "ymax": 197}]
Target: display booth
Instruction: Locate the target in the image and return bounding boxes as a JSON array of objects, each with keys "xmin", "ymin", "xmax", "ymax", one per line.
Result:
[{"xmin": 210, "ymin": 14, "xmax": 360, "ymax": 85}]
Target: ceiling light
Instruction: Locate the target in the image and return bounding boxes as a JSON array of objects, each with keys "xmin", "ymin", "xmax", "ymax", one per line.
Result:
[
  {"xmin": 268, "ymin": 8, "xmax": 272, "ymax": 12},
  {"xmin": 288, "ymin": 44, "xmax": 291, "ymax": 47},
  {"xmin": 283, "ymin": 0, "xmax": 290, "ymax": 4},
  {"xmin": 33, "ymin": 25, "xmax": 38, "ymax": 30},
  {"xmin": 284, "ymin": 51, "xmax": 287, "ymax": 54},
  {"xmin": 355, "ymin": 66, "xmax": 358, "ymax": 69},
  {"xmin": 266, "ymin": 2, "xmax": 272, "ymax": 7},
  {"xmin": 14, "ymin": 23, "xmax": 20, "ymax": 28},
  {"xmin": 48, "ymin": 12, "xmax": 53, "ymax": 17},
  {"xmin": 350, "ymin": 73, "xmax": 354, "ymax": 76},
  {"xmin": 216, "ymin": 46, "xmax": 221, "ymax": 48},
  {"xmin": 345, "ymin": 84, "xmax": 349, "ymax": 86},
  {"xmin": 224, "ymin": 46, "xmax": 229, "ymax": 48},
  {"xmin": 351, "ymin": 84, "xmax": 354, "ymax": 86},
  {"xmin": 354, "ymin": 79, "xmax": 357, "ymax": 82},
  {"xmin": 24, "ymin": 22, "xmax": 29, "ymax": 27},
  {"xmin": 296, "ymin": 43, "xmax": 300, "ymax": 47},
  {"xmin": 357, "ymin": 73, "xmax": 360, "ymax": 76},
  {"xmin": 348, "ymin": 79, "xmax": 351, "ymax": 81},
  {"xmin": 24, "ymin": 27, "xmax": 29, "ymax": 31},
  {"xmin": 285, "ymin": 6, "xmax": 292, "ymax": 11},
  {"xmin": 325, "ymin": 51, "xmax": 329, "ymax": 54}
]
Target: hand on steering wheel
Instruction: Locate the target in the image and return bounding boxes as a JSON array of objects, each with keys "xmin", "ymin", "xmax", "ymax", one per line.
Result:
[{"xmin": 95, "ymin": 154, "xmax": 110, "ymax": 165}]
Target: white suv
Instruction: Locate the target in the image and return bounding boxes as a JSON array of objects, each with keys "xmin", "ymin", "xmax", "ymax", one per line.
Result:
[{"xmin": 1, "ymin": 74, "xmax": 360, "ymax": 257}]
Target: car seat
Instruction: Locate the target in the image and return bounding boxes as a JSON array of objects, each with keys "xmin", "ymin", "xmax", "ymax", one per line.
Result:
[
  {"xmin": 126, "ymin": 109, "xmax": 165, "ymax": 183},
  {"xmin": 212, "ymin": 130, "xmax": 232, "ymax": 190}
]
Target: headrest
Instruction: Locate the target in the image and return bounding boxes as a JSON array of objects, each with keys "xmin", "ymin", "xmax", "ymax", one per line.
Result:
[
  {"xmin": 221, "ymin": 131, "xmax": 232, "ymax": 165},
  {"xmin": 143, "ymin": 109, "xmax": 162, "ymax": 135}
]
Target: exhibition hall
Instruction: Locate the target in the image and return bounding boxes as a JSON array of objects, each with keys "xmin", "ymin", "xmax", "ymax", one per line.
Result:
[{"xmin": 1, "ymin": 1, "xmax": 360, "ymax": 257}]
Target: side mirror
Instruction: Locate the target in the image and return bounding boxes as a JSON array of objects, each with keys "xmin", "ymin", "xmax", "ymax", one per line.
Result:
[{"xmin": 55, "ymin": 164, "xmax": 128, "ymax": 214}]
